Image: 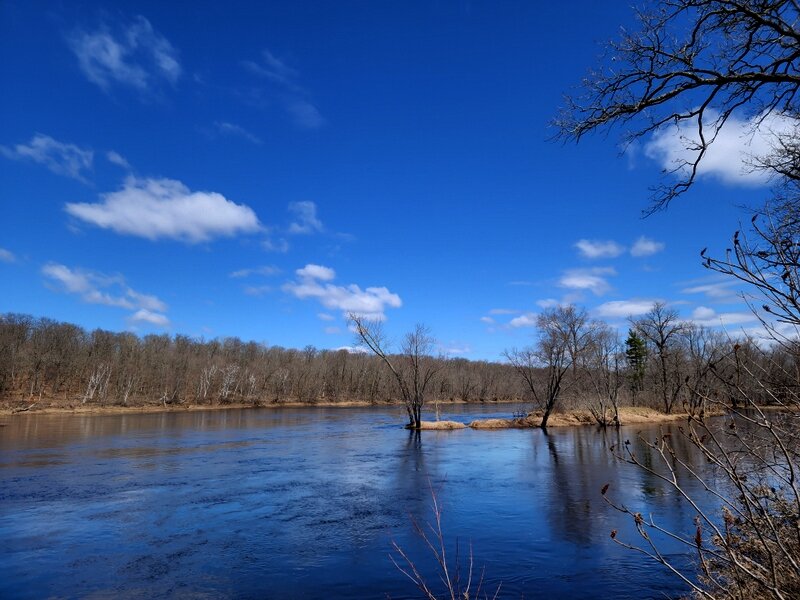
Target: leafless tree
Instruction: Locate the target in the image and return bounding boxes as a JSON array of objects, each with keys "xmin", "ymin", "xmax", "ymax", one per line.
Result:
[
  {"xmin": 505, "ymin": 305, "xmax": 597, "ymax": 428},
  {"xmin": 604, "ymin": 206, "xmax": 800, "ymax": 599},
  {"xmin": 349, "ymin": 314, "xmax": 440, "ymax": 428},
  {"xmin": 633, "ymin": 302, "xmax": 689, "ymax": 414},
  {"xmin": 583, "ymin": 324, "xmax": 625, "ymax": 427},
  {"xmin": 557, "ymin": 0, "xmax": 800, "ymax": 213}
]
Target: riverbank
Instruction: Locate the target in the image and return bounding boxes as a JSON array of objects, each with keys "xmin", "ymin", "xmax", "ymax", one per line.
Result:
[
  {"xmin": 0, "ymin": 398, "xmax": 522, "ymax": 417},
  {"xmin": 415, "ymin": 406, "xmax": 712, "ymax": 430},
  {"xmin": 1, "ymin": 401, "xmax": 726, "ymax": 428}
]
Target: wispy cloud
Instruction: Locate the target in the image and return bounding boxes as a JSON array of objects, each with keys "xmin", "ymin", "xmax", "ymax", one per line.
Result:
[
  {"xmin": 288, "ymin": 201, "xmax": 323, "ymax": 234},
  {"xmin": 488, "ymin": 308, "xmax": 519, "ymax": 315},
  {"xmin": 67, "ymin": 16, "xmax": 181, "ymax": 94},
  {"xmin": 283, "ymin": 263, "xmax": 402, "ymax": 320},
  {"xmin": 243, "ymin": 285, "xmax": 272, "ymax": 297},
  {"xmin": 559, "ymin": 267, "xmax": 616, "ymax": 296},
  {"xmin": 106, "ymin": 150, "xmax": 131, "ymax": 169},
  {"xmin": 0, "ymin": 134, "xmax": 93, "ymax": 182},
  {"xmin": 42, "ymin": 263, "xmax": 169, "ymax": 326},
  {"xmin": 296, "ymin": 264, "xmax": 335, "ymax": 280},
  {"xmin": 262, "ymin": 234, "xmax": 289, "ymax": 253},
  {"xmin": 509, "ymin": 313, "xmax": 538, "ymax": 328},
  {"xmin": 243, "ymin": 49, "xmax": 323, "ymax": 129},
  {"xmin": 630, "ymin": 236, "xmax": 665, "ymax": 257},
  {"xmin": 690, "ymin": 306, "xmax": 757, "ymax": 328},
  {"xmin": 595, "ymin": 299, "xmax": 657, "ymax": 318},
  {"xmin": 65, "ymin": 176, "xmax": 261, "ymax": 243},
  {"xmin": 129, "ymin": 309, "xmax": 169, "ymax": 327},
  {"xmin": 212, "ymin": 121, "xmax": 262, "ymax": 144},
  {"xmin": 0, "ymin": 247, "xmax": 16, "ymax": 263},
  {"xmin": 230, "ymin": 265, "xmax": 281, "ymax": 278},
  {"xmin": 644, "ymin": 109, "xmax": 796, "ymax": 186},
  {"xmin": 575, "ymin": 239, "xmax": 625, "ymax": 259},
  {"xmin": 681, "ymin": 278, "xmax": 741, "ymax": 300}
]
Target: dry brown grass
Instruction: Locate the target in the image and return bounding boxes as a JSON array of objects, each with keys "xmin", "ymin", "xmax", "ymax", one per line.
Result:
[
  {"xmin": 468, "ymin": 406, "xmax": 718, "ymax": 429},
  {"xmin": 469, "ymin": 416, "xmax": 539, "ymax": 429},
  {"xmin": 417, "ymin": 420, "xmax": 467, "ymax": 430}
]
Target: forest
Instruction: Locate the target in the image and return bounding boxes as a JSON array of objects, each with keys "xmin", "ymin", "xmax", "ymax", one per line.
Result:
[{"xmin": 1, "ymin": 297, "xmax": 793, "ymax": 421}]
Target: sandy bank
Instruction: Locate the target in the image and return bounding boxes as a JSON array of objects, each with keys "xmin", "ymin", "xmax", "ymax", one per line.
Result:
[
  {"xmin": 417, "ymin": 420, "xmax": 467, "ymax": 430},
  {"xmin": 469, "ymin": 407, "xmax": 707, "ymax": 429}
]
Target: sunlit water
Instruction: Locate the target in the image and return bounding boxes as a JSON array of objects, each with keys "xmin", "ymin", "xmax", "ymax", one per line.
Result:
[{"xmin": 0, "ymin": 405, "xmax": 719, "ymax": 599}]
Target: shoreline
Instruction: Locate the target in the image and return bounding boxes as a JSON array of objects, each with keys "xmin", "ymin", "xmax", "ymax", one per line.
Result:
[
  {"xmin": 1, "ymin": 402, "xmax": 721, "ymax": 430},
  {"xmin": 0, "ymin": 398, "xmax": 523, "ymax": 417}
]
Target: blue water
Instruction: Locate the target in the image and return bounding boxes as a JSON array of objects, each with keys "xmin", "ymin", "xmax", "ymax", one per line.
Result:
[{"xmin": 0, "ymin": 405, "xmax": 716, "ymax": 598}]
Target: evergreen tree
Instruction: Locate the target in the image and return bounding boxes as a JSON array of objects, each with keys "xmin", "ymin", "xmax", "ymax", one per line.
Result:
[{"xmin": 624, "ymin": 329, "xmax": 646, "ymax": 401}]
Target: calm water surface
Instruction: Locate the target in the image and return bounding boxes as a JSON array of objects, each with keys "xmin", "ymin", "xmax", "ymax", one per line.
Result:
[{"xmin": 0, "ymin": 405, "xmax": 718, "ymax": 599}]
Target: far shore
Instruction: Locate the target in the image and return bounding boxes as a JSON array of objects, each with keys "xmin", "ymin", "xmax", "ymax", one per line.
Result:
[
  {"xmin": 0, "ymin": 397, "xmax": 522, "ymax": 417},
  {"xmin": 1, "ymin": 402, "xmax": 754, "ymax": 431}
]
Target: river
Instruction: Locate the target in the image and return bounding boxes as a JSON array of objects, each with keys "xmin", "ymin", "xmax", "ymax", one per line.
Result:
[{"xmin": 0, "ymin": 404, "xmax": 717, "ymax": 598}]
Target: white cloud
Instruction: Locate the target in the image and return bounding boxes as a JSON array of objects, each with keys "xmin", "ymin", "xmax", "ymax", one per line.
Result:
[
  {"xmin": 681, "ymin": 279, "xmax": 740, "ymax": 299},
  {"xmin": 128, "ymin": 309, "xmax": 169, "ymax": 327},
  {"xmin": 480, "ymin": 316, "xmax": 495, "ymax": 324},
  {"xmin": 1, "ymin": 134, "xmax": 93, "ymax": 182},
  {"xmin": 559, "ymin": 267, "xmax": 616, "ymax": 296},
  {"xmin": 489, "ymin": 308, "xmax": 519, "ymax": 315},
  {"xmin": 213, "ymin": 121, "xmax": 262, "ymax": 144},
  {"xmin": 691, "ymin": 306, "xmax": 716, "ymax": 320},
  {"xmin": 283, "ymin": 263, "xmax": 402, "ymax": 320},
  {"xmin": 334, "ymin": 345, "xmax": 369, "ymax": 354},
  {"xmin": 68, "ymin": 16, "xmax": 181, "ymax": 93},
  {"xmin": 262, "ymin": 235, "xmax": 289, "ymax": 253},
  {"xmin": 575, "ymin": 239, "xmax": 625, "ymax": 259},
  {"xmin": 42, "ymin": 263, "xmax": 168, "ymax": 326},
  {"xmin": 65, "ymin": 176, "xmax": 261, "ymax": 243},
  {"xmin": 536, "ymin": 298, "xmax": 560, "ymax": 309},
  {"xmin": 288, "ymin": 201, "xmax": 323, "ymax": 234},
  {"xmin": 106, "ymin": 151, "xmax": 131, "ymax": 169},
  {"xmin": 317, "ymin": 312, "xmax": 335, "ymax": 321},
  {"xmin": 230, "ymin": 265, "xmax": 281, "ymax": 278},
  {"xmin": 0, "ymin": 248, "xmax": 16, "ymax": 263},
  {"xmin": 244, "ymin": 49, "xmax": 323, "ymax": 129},
  {"xmin": 630, "ymin": 236, "xmax": 665, "ymax": 257},
  {"xmin": 324, "ymin": 326, "xmax": 341, "ymax": 335},
  {"xmin": 442, "ymin": 344, "xmax": 471, "ymax": 356},
  {"xmin": 644, "ymin": 110, "xmax": 797, "ymax": 186},
  {"xmin": 509, "ymin": 313, "xmax": 538, "ymax": 328},
  {"xmin": 296, "ymin": 264, "xmax": 335, "ymax": 281},
  {"xmin": 595, "ymin": 299, "xmax": 657, "ymax": 318},
  {"xmin": 243, "ymin": 285, "xmax": 272, "ymax": 297},
  {"xmin": 690, "ymin": 306, "xmax": 758, "ymax": 328},
  {"xmin": 286, "ymin": 99, "xmax": 324, "ymax": 129}
]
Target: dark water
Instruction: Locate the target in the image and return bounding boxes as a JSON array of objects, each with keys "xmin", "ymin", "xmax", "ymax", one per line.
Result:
[{"xmin": 0, "ymin": 405, "xmax": 719, "ymax": 599}]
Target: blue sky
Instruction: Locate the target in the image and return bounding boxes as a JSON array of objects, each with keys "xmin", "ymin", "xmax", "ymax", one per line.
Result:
[{"xmin": 0, "ymin": 1, "xmax": 777, "ymax": 360}]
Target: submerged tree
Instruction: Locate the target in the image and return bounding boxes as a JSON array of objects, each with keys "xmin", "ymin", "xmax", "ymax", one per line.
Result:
[
  {"xmin": 505, "ymin": 304, "xmax": 597, "ymax": 428},
  {"xmin": 349, "ymin": 313, "xmax": 440, "ymax": 429}
]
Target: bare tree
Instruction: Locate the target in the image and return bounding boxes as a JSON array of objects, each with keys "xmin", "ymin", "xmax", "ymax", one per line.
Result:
[
  {"xmin": 349, "ymin": 314, "xmax": 440, "ymax": 428},
  {"xmin": 604, "ymin": 205, "xmax": 800, "ymax": 599},
  {"xmin": 557, "ymin": 0, "xmax": 800, "ymax": 213},
  {"xmin": 505, "ymin": 305, "xmax": 596, "ymax": 428},
  {"xmin": 583, "ymin": 324, "xmax": 624, "ymax": 427},
  {"xmin": 633, "ymin": 302, "xmax": 689, "ymax": 414}
]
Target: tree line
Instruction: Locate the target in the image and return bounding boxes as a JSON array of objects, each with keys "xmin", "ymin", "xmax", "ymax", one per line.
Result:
[{"xmin": 1, "ymin": 301, "xmax": 794, "ymax": 419}]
